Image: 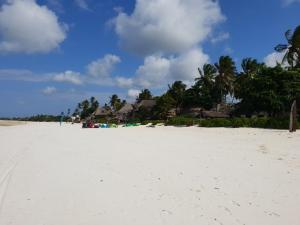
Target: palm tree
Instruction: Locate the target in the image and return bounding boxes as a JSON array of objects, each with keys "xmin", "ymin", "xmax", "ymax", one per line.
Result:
[
  {"xmin": 235, "ymin": 58, "xmax": 261, "ymax": 100},
  {"xmin": 137, "ymin": 89, "xmax": 152, "ymax": 102},
  {"xmin": 89, "ymin": 96, "xmax": 99, "ymax": 113},
  {"xmin": 275, "ymin": 25, "xmax": 300, "ymax": 68},
  {"xmin": 195, "ymin": 64, "xmax": 217, "ymax": 87},
  {"xmin": 80, "ymin": 99, "xmax": 90, "ymax": 119},
  {"xmin": 167, "ymin": 81, "xmax": 187, "ymax": 114},
  {"xmin": 214, "ymin": 56, "xmax": 237, "ymax": 104},
  {"xmin": 241, "ymin": 58, "xmax": 261, "ymax": 78},
  {"xmin": 109, "ymin": 94, "xmax": 121, "ymax": 111}
]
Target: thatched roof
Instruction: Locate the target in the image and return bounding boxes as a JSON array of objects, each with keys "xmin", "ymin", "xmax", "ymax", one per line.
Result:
[
  {"xmin": 135, "ymin": 100, "xmax": 157, "ymax": 109},
  {"xmin": 117, "ymin": 103, "xmax": 134, "ymax": 114},
  {"xmin": 188, "ymin": 107, "xmax": 203, "ymax": 113},
  {"xmin": 201, "ymin": 111, "xmax": 230, "ymax": 118},
  {"xmin": 94, "ymin": 107, "xmax": 111, "ymax": 116}
]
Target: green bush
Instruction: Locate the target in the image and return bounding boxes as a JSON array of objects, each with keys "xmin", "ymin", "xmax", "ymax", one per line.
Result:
[
  {"xmin": 197, "ymin": 117, "xmax": 295, "ymax": 129},
  {"xmin": 166, "ymin": 117, "xmax": 199, "ymax": 126},
  {"xmin": 141, "ymin": 120, "xmax": 165, "ymax": 125},
  {"xmin": 199, "ymin": 118, "xmax": 232, "ymax": 127},
  {"xmin": 127, "ymin": 118, "xmax": 141, "ymax": 124}
]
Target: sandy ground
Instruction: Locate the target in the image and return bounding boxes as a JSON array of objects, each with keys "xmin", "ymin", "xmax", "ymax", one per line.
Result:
[
  {"xmin": 0, "ymin": 120, "xmax": 26, "ymax": 126},
  {"xmin": 0, "ymin": 123, "xmax": 299, "ymax": 225}
]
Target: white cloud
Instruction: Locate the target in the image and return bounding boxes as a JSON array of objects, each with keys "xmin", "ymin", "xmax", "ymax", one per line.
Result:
[
  {"xmin": 110, "ymin": 0, "xmax": 224, "ymax": 90},
  {"xmin": 264, "ymin": 51, "xmax": 287, "ymax": 67},
  {"xmin": 75, "ymin": 0, "xmax": 89, "ymax": 10},
  {"xmin": 134, "ymin": 48, "xmax": 209, "ymax": 89},
  {"xmin": 169, "ymin": 48, "xmax": 209, "ymax": 82},
  {"xmin": 211, "ymin": 32, "xmax": 230, "ymax": 44},
  {"xmin": 112, "ymin": 0, "xmax": 225, "ymax": 56},
  {"xmin": 135, "ymin": 55, "xmax": 171, "ymax": 88},
  {"xmin": 87, "ymin": 54, "xmax": 121, "ymax": 78},
  {"xmin": 0, "ymin": 0, "xmax": 67, "ymax": 54},
  {"xmin": 42, "ymin": 86, "xmax": 57, "ymax": 95},
  {"xmin": 52, "ymin": 71, "xmax": 83, "ymax": 85},
  {"xmin": 115, "ymin": 77, "xmax": 134, "ymax": 88},
  {"xmin": 282, "ymin": 0, "xmax": 300, "ymax": 6},
  {"xmin": 127, "ymin": 89, "xmax": 140, "ymax": 98}
]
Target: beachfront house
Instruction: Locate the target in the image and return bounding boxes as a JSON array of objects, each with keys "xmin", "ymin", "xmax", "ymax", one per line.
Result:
[
  {"xmin": 133, "ymin": 99, "xmax": 157, "ymax": 119},
  {"xmin": 135, "ymin": 100, "xmax": 157, "ymax": 110},
  {"xmin": 116, "ymin": 103, "xmax": 134, "ymax": 122},
  {"xmin": 93, "ymin": 107, "xmax": 112, "ymax": 119}
]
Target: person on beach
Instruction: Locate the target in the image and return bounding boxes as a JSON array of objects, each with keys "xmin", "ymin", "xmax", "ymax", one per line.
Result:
[{"xmin": 60, "ymin": 112, "xmax": 64, "ymax": 126}]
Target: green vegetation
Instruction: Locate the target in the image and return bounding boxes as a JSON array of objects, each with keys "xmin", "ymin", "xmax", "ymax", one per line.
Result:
[
  {"xmin": 157, "ymin": 117, "xmax": 299, "ymax": 130},
  {"xmin": 3, "ymin": 115, "xmax": 67, "ymax": 122},
  {"xmin": 74, "ymin": 97, "xmax": 99, "ymax": 119},
  {"xmin": 7, "ymin": 26, "xmax": 299, "ymax": 128}
]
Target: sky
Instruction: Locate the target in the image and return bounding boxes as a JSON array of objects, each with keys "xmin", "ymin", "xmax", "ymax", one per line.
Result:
[{"xmin": 0, "ymin": 0, "xmax": 299, "ymax": 117}]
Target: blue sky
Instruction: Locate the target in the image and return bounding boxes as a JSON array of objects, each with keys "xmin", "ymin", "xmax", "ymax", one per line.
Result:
[{"xmin": 0, "ymin": 0, "xmax": 299, "ymax": 117}]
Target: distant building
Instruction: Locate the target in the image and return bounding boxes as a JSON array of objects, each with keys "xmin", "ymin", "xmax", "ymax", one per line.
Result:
[
  {"xmin": 134, "ymin": 100, "xmax": 157, "ymax": 110},
  {"xmin": 116, "ymin": 103, "xmax": 134, "ymax": 122},
  {"xmin": 93, "ymin": 107, "xmax": 111, "ymax": 118}
]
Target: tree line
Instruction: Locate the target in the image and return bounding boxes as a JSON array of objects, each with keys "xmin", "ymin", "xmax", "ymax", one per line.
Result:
[{"xmin": 75, "ymin": 26, "xmax": 300, "ymax": 120}]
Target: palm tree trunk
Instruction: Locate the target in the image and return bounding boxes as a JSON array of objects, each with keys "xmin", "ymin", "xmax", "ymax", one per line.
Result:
[{"xmin": 289, "ymin": 100, "xmax": 297, "ymax": 132}]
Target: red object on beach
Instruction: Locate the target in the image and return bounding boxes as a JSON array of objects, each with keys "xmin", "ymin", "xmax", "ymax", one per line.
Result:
[{"xmin": 87, "ymin": 121, "xmax": 94, "ymax": 128}]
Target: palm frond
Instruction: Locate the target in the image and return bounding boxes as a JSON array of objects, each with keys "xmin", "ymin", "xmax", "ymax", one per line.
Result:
[
  {"xmin": 285, "ymin": 29, "xmax": 293, "ymax": 44},
  {"xmin": 275, "ymin": 44, "xmax": 288, "ymax": 52}
]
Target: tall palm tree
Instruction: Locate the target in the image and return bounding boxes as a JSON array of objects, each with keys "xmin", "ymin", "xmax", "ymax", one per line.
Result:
[
  {"xmin": 137, "ymin": 89, "xmax": 152, "ymax": 102},
  {"xmin": 235, "ymin": 58, "xmax": 261, "ymax": 100},
  {"xmin": 214, "ymin": 56, "xmax": 237, "ymax": 104},
  {"xmin": 167, "ymin": 81, "xmax": 187, "ymax": 114},
  {"xmin": 275, "ymin": 25, "xmax": 300, "ymax": 68},
  {"xmin": 89, "ymin": 96, "xmax": 99, "ymax": 113},
  {"xmin": 109, "ymin": 94, "xmax": 121, "ymax": 111},
  {"xmin": 241, "ymin": 58, "xmax": 261, "ymax": 78},
  {"xmin": 195, "ymin": 64, "xmax": 217, "ymax": 87}
]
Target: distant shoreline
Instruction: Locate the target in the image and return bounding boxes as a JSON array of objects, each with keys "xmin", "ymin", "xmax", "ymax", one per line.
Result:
[{"xmin": 0, "ymin": 120, "xmax": 27, "ymax": 126}]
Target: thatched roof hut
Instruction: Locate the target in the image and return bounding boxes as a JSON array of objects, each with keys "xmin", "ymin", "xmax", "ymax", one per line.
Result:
[
  {"xmin": 117, "ymin": 103, "xmax": 134, "ymax": 114},
  {"xmin": 93, "ymin": 107, "xmax": 111, "ymax": 117},
  {"xmin": 183, "ymin": 107, "xmax": 203, "ymax": 118},
  {"xmin": 116, "ymin": 103, "xmax": 134, "ymax": 122},
  {"xmin": 201, "ymin": 110, "xmax": 230, "ymax": 118},
  {"xmin": 135, "ymin": 100, "xmax": 157, "ymax": 110}
]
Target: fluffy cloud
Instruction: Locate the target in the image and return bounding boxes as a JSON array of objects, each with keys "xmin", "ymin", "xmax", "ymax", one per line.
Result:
[
  {"xmin": 115, "ymin": 77, "xmax": 134, "ymax": 88},
  {"xmin": 169, "ymin": 48, "xmax": 209, "ymax": 82},
  {"xmin": 127, "ymin": 89, "xmax": 140, "ymax": 99},
  {"xmin": 111, "ymin": 0, "xmax": 224, "ymax": 92},
  {"xmin": 42, "ymin": 86, "xmax": 57, "ymax": 95},
  {"xmin": 87, "ymin": 54, "xmax": 121, "ymax": 78},
  {"xmin": 52, "ymin": 71, "xmax": 83, "ymax": 85},
  {"xmin": 135, "ymin": 55, "xmax": 171, "ymax": 88},
  {"xmin": 134, "ymin": 48, "xmax": 209, "ymax": 88},
  {"xmin": 264, "ymin": 51, "xmax": 287, "ymax": 67},
  {"xmin": 0, "ymin": 0, "xmax": 67, "ymax": 54},
  {"xmin": 113, "ymin": 0, "xmax": 225, "ymax": 56}
]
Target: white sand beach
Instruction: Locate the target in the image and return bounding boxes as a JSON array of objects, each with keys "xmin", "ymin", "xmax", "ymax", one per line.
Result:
[{"xmin": 0, "ymin": 123, "xmax": 299, "ymax": 225}]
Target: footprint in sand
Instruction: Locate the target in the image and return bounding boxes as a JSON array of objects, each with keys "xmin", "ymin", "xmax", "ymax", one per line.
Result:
[{"xmin": 258, "ymin": 145, "xmax": 268, "ymax": 154}]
